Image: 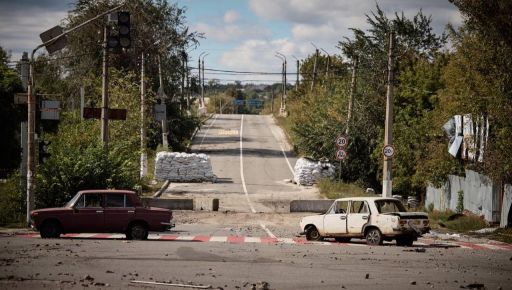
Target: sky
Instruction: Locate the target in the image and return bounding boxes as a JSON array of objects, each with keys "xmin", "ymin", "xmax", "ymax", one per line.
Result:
[{"xmin": 0, "ymin": 0, "xmax": 463, "ymax": 84}]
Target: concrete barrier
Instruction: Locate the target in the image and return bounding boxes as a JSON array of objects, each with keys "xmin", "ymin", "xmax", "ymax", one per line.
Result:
[
  {"xmin": 290, "ymin": 200, "xmax": 334, "ymax": 213},
  {"xmin": 141, "ymin": 197, "xmax": 219, "ymax": 211}
]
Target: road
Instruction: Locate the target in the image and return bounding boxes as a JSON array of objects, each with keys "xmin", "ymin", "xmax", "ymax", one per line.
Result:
[{"xmin": 1, "ymin": 114, "xmax": 511, "ymax": 289}]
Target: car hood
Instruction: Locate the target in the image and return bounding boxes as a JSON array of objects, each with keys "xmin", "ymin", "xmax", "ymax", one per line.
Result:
[{"xmin": 383, "ymin": 212, "xmax": 428, "ymax": 219}]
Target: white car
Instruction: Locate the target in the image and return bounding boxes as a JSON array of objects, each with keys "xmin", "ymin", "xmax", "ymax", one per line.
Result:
[{"xmin": 299, "ymin": 197, "xmax": 430, "ymax": 246}]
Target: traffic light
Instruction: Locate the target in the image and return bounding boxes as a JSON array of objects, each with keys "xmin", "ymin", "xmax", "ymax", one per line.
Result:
[
  {"xmin": 38, "ymin": 140, "xmax": 51, "ymax": 164},
  {"xmin": 107, "ymin": 11, "xmax": 131, "ymax": 49},
  {"xmin": 118, "ymin": 12, "xmax": 131, "ymax": 48}
]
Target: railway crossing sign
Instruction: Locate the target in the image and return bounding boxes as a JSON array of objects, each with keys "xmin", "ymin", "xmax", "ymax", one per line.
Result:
[
  {"xmin": 335, "ymin": 149, "xmax": 348, "ymax": 161},
  {"xmin": 335, "ymin": 135, "xmax": 349, "ymax": 148}
]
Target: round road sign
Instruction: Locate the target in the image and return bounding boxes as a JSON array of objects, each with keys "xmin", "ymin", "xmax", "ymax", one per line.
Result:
[
  {"xmin": 383, "ymin": 145, "xmax": 395, "ymax": 158},
  {"xmin": 335, "ymin": 135, "xmax": 349, "ymax": 148},
  {"xmin": 335, "ymin": 149, "xmax": 348, "ymax": 161}
]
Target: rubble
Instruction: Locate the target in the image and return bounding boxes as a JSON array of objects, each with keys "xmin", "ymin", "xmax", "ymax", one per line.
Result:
[
  {"xmin": 155, "ymin": 152, "xmax": 216, "ymax": 182},
  {"xmin": 293, "ymin": 157, "xmax": 335, "ymax": 186}
]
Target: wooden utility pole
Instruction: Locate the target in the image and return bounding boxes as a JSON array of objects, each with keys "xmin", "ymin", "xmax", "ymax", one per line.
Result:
[
  {"xmin": 382, "ymin": 31, "xmax": 395, "ymax": 198},
  {"xmin": 310, "ymin": 49, "xmax": 319, "ymax": 92},
  {"xmin": 26, "ymin": 56, "xmax": 35, "ymax": 225},
  {"xmin": 296, "ymin": 59, "xmax": 300, "ymax": 90},
  {"xmin": 101, "ymin": 25, "xmax": 109, "ymax": 150},
  {"xmin": 345, "ymin": 56, "xmax": 358, "ymax": 135},
  {"xmin": 140, "ymin": 52, "xmax": 147, "ymax": 178}
]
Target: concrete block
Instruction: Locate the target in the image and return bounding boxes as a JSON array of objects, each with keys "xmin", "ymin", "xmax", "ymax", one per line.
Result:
[
  {"xmin": 141, "ymin": 197, "xmax": 193, "ymax": 210},
  {"xmin": 290, "ymin": 200, "xmax": 334, "ymax": 213}
]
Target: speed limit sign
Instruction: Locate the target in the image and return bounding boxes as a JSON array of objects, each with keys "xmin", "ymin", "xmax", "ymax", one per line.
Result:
[
  {"xmin": 335, "ymin": 135, "xmax": 349, "ymax": 148},
  {"xmin": 335, "ymin": 149, "xmax": 348, "ymax": 161},
  {"xmin": 383, "ymin": 145, "xmax": 395, "ymax": 158}
]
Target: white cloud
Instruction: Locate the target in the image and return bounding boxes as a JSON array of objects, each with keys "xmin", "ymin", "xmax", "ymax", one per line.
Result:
[
  {"xmin": 217, "ymin": 38, "xmax": 298, "ymax": 83},
  {"xmin": 224, "ymin": 10, "xmax": 240, "ymax": 24}
]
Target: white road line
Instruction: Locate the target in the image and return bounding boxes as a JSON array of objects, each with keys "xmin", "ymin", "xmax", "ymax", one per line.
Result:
[
  {"xmin": 209, "ymin": 236, "xmax": 228, "ymax": 242},
  {"xmin": 244, "ymin": 237, "xmax": 261, "ymax": 243},
  {"xmin": 240, "ymin": 115, "xmax": 256, "ymax": 214},
  {"xmin": 277, "ymin": 142, "xmax": 295, "ymax": 175},
  {"xmin": 199, "ymin": 114, "xmax": 218, "ymax": 149},
  {"xmin": 239, "ymin": 115, "xmax": 277, "ymax": 239}
]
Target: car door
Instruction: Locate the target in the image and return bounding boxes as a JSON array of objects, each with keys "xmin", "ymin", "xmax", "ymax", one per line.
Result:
[
  {"xmin": 323, "ymin": 200, "xmax": 349, "ymax": 235},
  {"xmin": 70, "ymin": 193, "xmax": 105, "ymax": 233},
  {"xmin": 347, "ymin": 200, "xmax": 370, "ymax": 234},
  {"xmin": 104, "ymin": 193, "xmax": 135, "ymax": 232}
]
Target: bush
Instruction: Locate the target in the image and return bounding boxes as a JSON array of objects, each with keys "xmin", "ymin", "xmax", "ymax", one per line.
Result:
[
  {"xmin": 0, "ymin": 174, "xmax": 24, "ymax": 226},
  {"xmin": 318, "ymin": 179, "xmax": 367, "ymax": 199},
  {"xmin": 35, "ymin": 143, "xmax": 139, "ymax": 209}
]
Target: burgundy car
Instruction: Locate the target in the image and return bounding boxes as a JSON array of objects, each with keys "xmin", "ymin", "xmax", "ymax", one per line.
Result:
[{"xmin": 30, "ymin": 190, "xmax": 173, "ymax": 240}]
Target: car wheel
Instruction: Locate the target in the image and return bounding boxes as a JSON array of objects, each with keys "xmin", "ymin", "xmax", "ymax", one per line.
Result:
[
  {"xmin": 305, "ymin": 226, "xmax": 322, "ymax": 241},
  {"xmin": 335, "ymin": 237, "xmax": 351, "ymax": 243},
  {"xmin": 127, "ymin": 223, "xmax": 148, "ymax": 240},
  {"xmin": 365, "ymin": 228, "xmax": 383, "ymax": 246},
  {"xmin": 40, "ymin": 221, "xmax": 61, "ymax": 239}
]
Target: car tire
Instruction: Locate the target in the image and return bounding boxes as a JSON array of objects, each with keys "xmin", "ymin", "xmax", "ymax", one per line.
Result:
[
  {"xmin": 40, "ymin": 221, "xmax": 61, "ymax": 239},
  {"xmin": 127, "ymin": 223, "xmax": 148, "ymax": 240},
  {"xmin": 335, "ymin": 237, "xmax": 351, "ymax": 243},
  {"xmin": 305, "ymin": 226, "xmax": 322, "ymax": 241},
  {"xmin": 365, "ymin": 228, "xmax": 383, "ymax": 246}
]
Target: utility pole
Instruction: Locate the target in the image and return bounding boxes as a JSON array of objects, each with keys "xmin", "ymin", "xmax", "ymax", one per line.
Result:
[
  {"xmin": 101, "ymin": 26, "xmax": 109, "ymax": 150},
  {"xmin": 197, "ymin": 57, "xmax": 201, "ymax": 107},
  {"xmin": 201, "ymin": 53, "xmax": 209, "ymax": 110},
  {"xmin": 292, "ymin": 56, "xmax": 299, "ymax": 90},
  {"xmin": 345, "ymin": 56, "xmax": 358, "ymax": 135},
  {"xmin": 382, "ymin": 30, "xmax": 395, "ymax": 198},
  {"xmin": 271, "ymin": 86, "xmax": 274, "ymax": 114},
  {"xmin": 140, "ymin": 52, "xmax": 147, "ymax": 178},
  {"xmin": 158, "ymin": 55, "xmax": 169, "ymax": 148},
  {"xmin": 311, "ymin": 48, "xmax": 319, "ymax": 92}
]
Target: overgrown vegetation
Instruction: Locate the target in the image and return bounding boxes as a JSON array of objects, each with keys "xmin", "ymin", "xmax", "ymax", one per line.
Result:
[
  {"xmin": 318, "ymin": 179, "xmax": 367, "ymax": 199},
  {"xmin": 428, "ymin": 210, "xmax": 488, "ymax": 232}
]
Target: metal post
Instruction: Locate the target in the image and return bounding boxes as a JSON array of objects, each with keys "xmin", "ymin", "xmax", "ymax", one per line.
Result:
[
  {"xmin": 158, "ymin": 55, "xmax": 169, "ymax": 148},
  {"xmin": 101, "ymin": 25, "xmax": 109, "ymax": 150},
  {"xmin": 140, "ymin": 52, "xmax": 148, "ymax": 178},
  {"xmin": 296, "ymin": 59, "xmax": 299, "ymax": 89},
  {"xmin": 26, "ymin": 57, "xmax": 35, "ymax": 225},
  {"xmin": 382, "ymin": 31, "xmax": 395, "ymax": 198},
  {"xmin": 345, "ymin": 56, "xmax": 358, "ymax": 135},
  {"xmin": 311, "ymin": 49, "xmax": 319, "ymax": 92},
  {"xmin": 283, "ymin": 59, "xmax": 287, "ymax": 110}
]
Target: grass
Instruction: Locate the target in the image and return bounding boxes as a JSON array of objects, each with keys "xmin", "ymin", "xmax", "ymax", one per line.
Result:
[
  {"xmin": 487, "ymin": 228, "xmax": 512, "ymax": 244},
  {"xmin": 428, "ymin": 209, "xmax": 488, "ymax": 232},
  {"xmin": 317, "ymin": 179, "xmax": 368, "ymax": 199}
]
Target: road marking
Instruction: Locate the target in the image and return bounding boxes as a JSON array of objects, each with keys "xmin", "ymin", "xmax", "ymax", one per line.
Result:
[
  {"xmin": 15, "ymin": 234, "xmax": 512, "ymax": 251},
  {"xmin": 199, "ymin": 114, "xmax": 218, "ymax": 149},
  {"xmin": 277, "ymin": 142, "xmax": 295, "ymax": 175},
  {"xmin": 239, "ymin": 115, "xmax": 277, "ymax": 239},
  {"xmin": 209, "ymin": 236, "xmax": 228, "ymax": 242}
]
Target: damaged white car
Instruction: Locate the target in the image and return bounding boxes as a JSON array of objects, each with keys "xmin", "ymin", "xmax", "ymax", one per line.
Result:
[{"xmin": 299, "ymin": 197, "xmax": 430, "ymax": 246}]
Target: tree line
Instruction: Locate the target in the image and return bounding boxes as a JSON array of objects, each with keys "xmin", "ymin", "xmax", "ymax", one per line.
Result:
[{"xmin": 284, "ymin": 1, "xmax": 512, "ymax": 198}]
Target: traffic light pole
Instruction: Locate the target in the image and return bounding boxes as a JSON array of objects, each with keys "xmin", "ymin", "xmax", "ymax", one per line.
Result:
[{"xmin": 101, "ymin": 25, "xmax": 109, "ymax": 150}]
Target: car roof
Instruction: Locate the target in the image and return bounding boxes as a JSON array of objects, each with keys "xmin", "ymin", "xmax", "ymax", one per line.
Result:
[
  {"xmin": 78, "ymin": 189, "xmax": 136, "ymax": 195},
  {"xmin": 335, "ymin": 197, "xmax": 399, "ymax": 202}
]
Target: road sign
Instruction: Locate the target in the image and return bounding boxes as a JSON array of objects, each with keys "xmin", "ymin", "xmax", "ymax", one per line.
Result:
[
  {"xmin": 40, "ymin": 100, "xmax": 60, "ymax": 120},
  {"xmin": 335, "ymin": 135, "xmax": 349, "ymax": 148},
  {"xmin": 335, "ymin": 149, "xmax": 348, "ymax": 161},
  {"xmin": 383, "ymin": 144, "xmax": 395, "ymax": 158},
  {"xmin": 153, "ymin": 104, "xmax": 166, "ymax": 121}
]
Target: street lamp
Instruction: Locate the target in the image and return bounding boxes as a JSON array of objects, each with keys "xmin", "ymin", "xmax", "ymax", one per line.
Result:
[
  {"xmin": 25, "ymin": 3, "xmax": 126, "ymax": 225},
  {"xmin": 292, "ymin": 55, "xmax": 300, "ymax": 90},
  {"xmin": 200, "ymin": 53, "xmax": 209, "ymax": 110}
]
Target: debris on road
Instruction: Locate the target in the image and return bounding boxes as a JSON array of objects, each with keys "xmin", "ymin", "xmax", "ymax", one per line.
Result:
[
  {"xmin": 131, "ymin": 280, "xmax": 212, "ymax": 289},
  {"xmin": 460, "ymin": 283, "xmax": 486, "ymax": 289},
  {"xmin": 403, "ymin": 248, "xmax": 426, "ymax": 253}
]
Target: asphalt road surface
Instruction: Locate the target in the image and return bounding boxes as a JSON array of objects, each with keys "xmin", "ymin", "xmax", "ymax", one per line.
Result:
[{"xmin": 2, "ymin": 114, "xmax": 511, "ymax": 289}]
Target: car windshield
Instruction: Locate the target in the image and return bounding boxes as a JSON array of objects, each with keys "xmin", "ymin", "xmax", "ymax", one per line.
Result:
[
  {"xmin": 64, "ymin": 192, "xmax": 81, "ymax": 208},
  {"xmin": 375, "ymin": 199, "xmax": 407, "ymax": 213}
]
